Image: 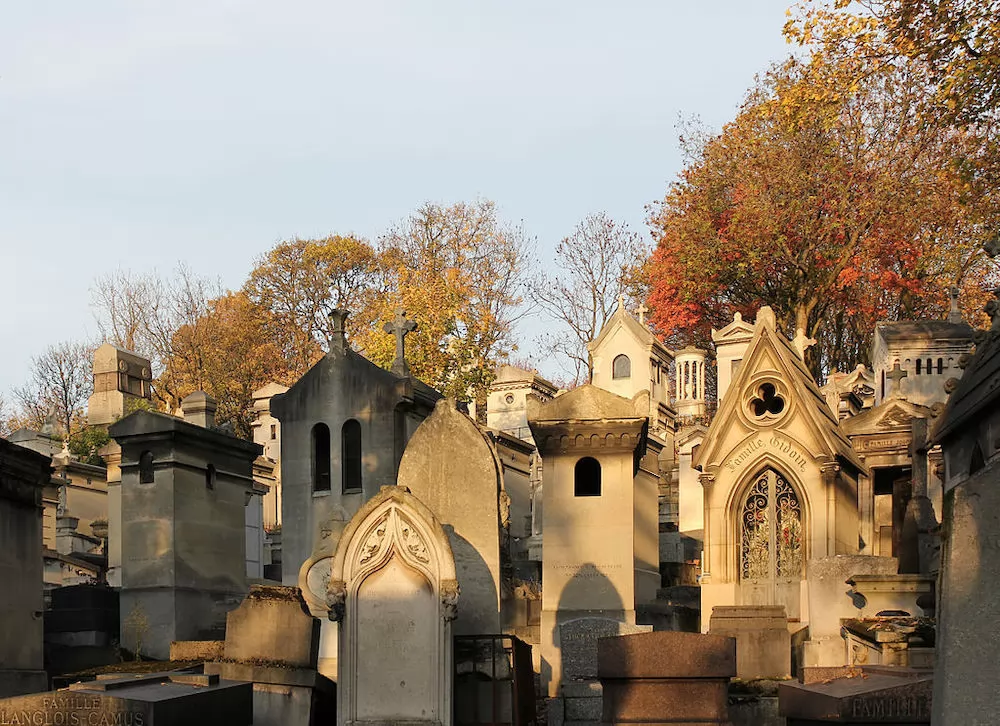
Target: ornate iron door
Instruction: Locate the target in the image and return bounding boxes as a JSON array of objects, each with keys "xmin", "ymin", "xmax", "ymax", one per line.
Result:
[{"xmin": 739, "ymin": 469, "xmax": 803, "ymax": 619}]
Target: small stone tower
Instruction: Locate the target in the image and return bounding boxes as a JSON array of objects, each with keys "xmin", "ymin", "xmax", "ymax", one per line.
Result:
[{"xmin": 674, "ymin": 346, "xmax": 709, "ymax": 417}]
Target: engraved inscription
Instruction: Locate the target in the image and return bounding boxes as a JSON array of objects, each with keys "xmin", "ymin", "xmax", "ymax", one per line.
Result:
[{"xmin": 850, "ymin": 695, "xmax": 929, "ymax": 720}]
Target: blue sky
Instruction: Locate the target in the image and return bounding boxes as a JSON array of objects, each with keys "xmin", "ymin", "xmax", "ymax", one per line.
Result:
[{"xmin": 1, "ymin": 1, "xmax": 796, "ymax": 397}]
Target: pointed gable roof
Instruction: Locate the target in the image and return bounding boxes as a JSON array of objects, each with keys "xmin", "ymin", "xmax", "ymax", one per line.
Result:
[
  {"xmin": 711, "ymin": 311, "xmax": 755, "ymax": 346},
  {"xmin": 694, "ymin": 307, "xmax": 864, "ymax": 473},
  {"xmin": 841, "ymin": 397, "xmax": 935, "ymax": 436},
  {"xmin": 527, "ymin": 383, "xmax": 642, "ymax": 423},
  {"xmin": 587, "ymin": 302, "xmax": 673, "ymax": 361}
]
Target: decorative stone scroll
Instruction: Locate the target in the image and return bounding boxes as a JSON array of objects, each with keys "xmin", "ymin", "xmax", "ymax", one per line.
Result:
[{"xmin": 299, "ymin": 486, "xmax": 458, "ymax": 726}]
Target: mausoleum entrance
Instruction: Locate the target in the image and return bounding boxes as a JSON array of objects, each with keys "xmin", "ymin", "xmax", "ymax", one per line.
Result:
[{"xmin": 738, "ymin": 467, "xmax": 804, "ymax": 620}]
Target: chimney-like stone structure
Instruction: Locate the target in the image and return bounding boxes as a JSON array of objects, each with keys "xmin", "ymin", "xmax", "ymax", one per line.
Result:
[{"xmin": 181, "ymin": 391, "xmax": 217, "ymax": 429}]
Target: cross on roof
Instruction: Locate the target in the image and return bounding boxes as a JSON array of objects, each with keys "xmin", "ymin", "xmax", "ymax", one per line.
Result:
[
  {"xmin": 383, "ymin": 308, "xmax": 418, "ymax": 377},
  {"xmin": 886, "ymin": 361, "xmax": 908, "ymax": 399},
  {"xmin": 792, "ymin": 327, "xmax": 817, "ymax": 361},
  {"xmin": 635, "ymin": 303, "xmax": 649, "ymax": 325},
  {"xmin": 617, "ymin": 293, "xmax": 626, "ymax": 311}
]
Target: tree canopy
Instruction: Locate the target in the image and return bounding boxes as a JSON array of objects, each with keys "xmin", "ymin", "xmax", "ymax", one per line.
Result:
[{"xmin": 646, "ymin": 48, "xmax": 1000, "ymax": 376}]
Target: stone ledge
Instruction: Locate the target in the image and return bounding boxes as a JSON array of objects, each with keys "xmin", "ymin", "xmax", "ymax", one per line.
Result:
[{"xmin": 204, "ymin": 661, "xmax": 334, "ymax": 693}]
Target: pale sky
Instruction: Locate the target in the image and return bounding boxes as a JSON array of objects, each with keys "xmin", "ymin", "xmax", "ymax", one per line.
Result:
[{"xmin": 1, "ymin": 1, "xmax": 796, "ymax": 398}]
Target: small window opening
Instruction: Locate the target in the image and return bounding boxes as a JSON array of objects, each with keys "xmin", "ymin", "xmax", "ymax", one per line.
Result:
[
  {"xmin": 937, "ymin": 358, "xmax": 944, "ymax": 374},
  {"xmin": 342, "ymin": 419, "xmax": 362, "ymax": 493},
  {"xmin": 970, "ymin": 442, "xmax": 986, "ymax": 476},
  {"xmin": 574, "ymin": 457, "xmax": 601, "ymax": 497},
  {"xmin": 916, "ymin": 359, "xmax": 922, "ymax": 375},
  {"xmin": 926, "ymin": 358, "xmax": 932, "ymax": 375},
  {"xmin": 139, "ymin": 450, "xmax": 154, "ymax": 484},
  {"xmin": 270, "ymin": 424, "xmax": 277, "ymax": 440},
  {"xmin": 312, "ymin": 423, "xmax": 331, "ymax": 491},
  {"xmin": 612, "ymin": 354, "xmax": 631, "ymax": 379},
  {"xmin": 206, "ymin": 464, "xmax": 216, "ymax": 490}
]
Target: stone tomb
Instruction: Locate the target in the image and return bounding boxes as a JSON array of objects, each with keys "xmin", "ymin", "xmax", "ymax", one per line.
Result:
[
  {"xmin": 0, "ymin": 672, "xmax": 251, "ymax": 726},
  {"xmin": 708, "ymin": 606, "xmax": 791, "ymax": 680},
  {"xmin": 205, "ymin": 585, "xmax": 333, "ymax": 726},
  {"xmin": 300, "ymin": 486, "xmax": 458, "ymax": 726},
  {"xmin": 928, "ymin": 289, "xmax": 1000, "ymax": 726},
  {"xmin": 397, "ymin": 398, "xmax": 503, "ymax": 636},
  {"xmin": 0, "ymin": 439, "xmax": 50, "ymax": 698},
  {"xmin": 779, "ymin": 669, "xmax": 931, "ymax": 724},
  {"xmin": 598, "ymin": 631, "xmax": 737, "ymax": 726}
]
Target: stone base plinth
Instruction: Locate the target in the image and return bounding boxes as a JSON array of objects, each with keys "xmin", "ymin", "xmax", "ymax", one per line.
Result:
[
  {"xmin": 598, "ymin": 631, "xmax": 736, "ymax": 725},
  {"xmin": 708, "ymin": 606, "xmax": 790, "ymax": 680},
  {"xmin": 205, "ymin": 662, "xmax": 335, "ymax": 726}
]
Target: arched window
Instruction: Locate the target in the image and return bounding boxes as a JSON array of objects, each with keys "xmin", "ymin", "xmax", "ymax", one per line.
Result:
[
  {"xmin": 937, "ymin": 358, "xmax": 944, "ymax": 374},
  {"xmin": 612, "ymin": 354, "xmax": 631, "ymax": 379},
  {"xmin": 342, "ymin": 419, "xmax": 362, "ymax": 493},
  {"xmin": 916, "ymin": 359, "xmax": 922, "ymax": 375},
  {"xmin": 926, "ymin": 358, "xmax": 932, "ymax": 375},
  {"xmin": 139, "ymin": 450, "xmax": 154, "ymax": 484},
  {"xmin": 312, "ymin": 423, "xmax": 331, "ymax": 492},
  {"xmin": 574, "ymin": 457, "xmax": 601, "ymax": 497},
  {"xmin": 740, "ymin": 469, "xmax": 803, "ymax": 582},
  {"xmin": 206, "ymin": 464, "xmax": 216, "ymax": 490}
]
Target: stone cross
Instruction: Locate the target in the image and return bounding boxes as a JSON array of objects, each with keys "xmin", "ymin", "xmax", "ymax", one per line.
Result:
[
  {"xmin": 886, "ymin": 361, "xmax": 908, "ymax": 399},
  {"xmin": 635, "ymin": 303, "xmax": 648, "ymax": 325},
  {"xmin": 384, "ymin": 308, "xmax": 418, "ymax": 376},
  {"xmin": 617, "ymin": 293, "xmax": 626, "ymax": 311},
  {"xmin": 792, "ymin": 327, "xmax": 817, "ymax": 361}
]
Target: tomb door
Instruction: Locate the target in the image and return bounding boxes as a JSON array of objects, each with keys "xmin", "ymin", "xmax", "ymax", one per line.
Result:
[{"xmin": 739, "ymin": 469, "xmax": 803, "ymax": 619}]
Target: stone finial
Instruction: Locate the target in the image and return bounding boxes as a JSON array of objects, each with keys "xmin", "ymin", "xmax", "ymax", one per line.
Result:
[
  {"xmin": 180, "ymin": 391, "xmax": 217, "ymax": 429},
  {"xmin": 756, "ymin": 306, "xmax": 776, "ymax": 330},
  {"xmin": 792, "ymin": 327, "xmax": 817, "ymax": 360},
  {"xmin": 886, "ymin": 362, "xmax": 908, "ymax": 399},
  {"xmin": 947, "ymin": 286, "xmax": 964, "ymax": 324},
  {"xmin": 328, "ymin": 308, "xmax": 349, "ymax": 355},
  {"xmin": 383, "ymin": 308, "xmax": 418, "ymax": 377},
  {"xmin": 617, "ymin": 293, "xmax": 626, "ymax": 311}
]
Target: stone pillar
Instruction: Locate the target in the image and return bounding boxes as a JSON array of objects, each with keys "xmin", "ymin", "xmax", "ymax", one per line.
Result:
[
  {"xmin": 857, "ymin": 470, "xmax": 874, "ymax": 555},
  {"xmin": 100, "ymin": 441, "xmax": 123, "ymax": 588},
  {"xmin": 900, "ymin": 417, "xmax": 939, "ymax": 576},
  {"xmin": 181, "ymin": 391, "xmax": 217, "ymax": 429}
]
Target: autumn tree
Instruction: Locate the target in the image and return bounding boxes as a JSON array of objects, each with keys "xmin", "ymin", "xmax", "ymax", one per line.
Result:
[
  {"xmin": 646, "ymin": 52, "xmax": 1000, "ymax": 376},
  {"xmin": 244, "ymin": 235, "xmax": 384, "ymax": 377},
  {"xmin": 161, "ymin": 292, "xmax": 286, "ymax": 438},
  {"xmin": 787, "ymin": 0, "xmax": 1000, "ymax": 126},
  {"xmin": 531, "ymin": 213, "xmax": 648, "ymax": 383},
  {"xmin": 12, "ymin": 340, "xmax": 95, "ymax": 435},
  {"xmin": 355, "ymin": 200, "xmax": 532, "ymax": 406}
]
